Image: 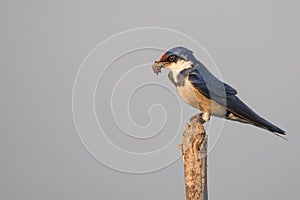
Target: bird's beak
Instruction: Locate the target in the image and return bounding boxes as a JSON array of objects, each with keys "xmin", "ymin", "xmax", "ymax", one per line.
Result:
[{"xmin": 152, "ymin": 61, "xmax": 167, "ymax": 75}]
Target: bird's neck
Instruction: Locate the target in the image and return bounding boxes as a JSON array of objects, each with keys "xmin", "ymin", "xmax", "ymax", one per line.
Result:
[{"xmin": 169, "ymin": 60, "xmax": 193, "ymax": 79}]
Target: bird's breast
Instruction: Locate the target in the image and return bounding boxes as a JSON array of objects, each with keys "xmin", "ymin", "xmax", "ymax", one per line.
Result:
[
  {"xmin": 176, "ymin": 79, "xmax": 226, "ymax": 117},
  {"xmin": 176, "ymin": 81, "xmax": 201, "ymax": 109}
]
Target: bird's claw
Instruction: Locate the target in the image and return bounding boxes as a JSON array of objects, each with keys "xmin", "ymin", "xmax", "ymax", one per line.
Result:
[{"xmin": 190, "ymin": 113, "xmax": 206, "ymax": 124}]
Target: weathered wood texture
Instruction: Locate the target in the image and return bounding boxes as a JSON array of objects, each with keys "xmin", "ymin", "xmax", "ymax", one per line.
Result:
[{"xmin": 179, "ymin": 114, "xmax": 208, "ymax": 200}]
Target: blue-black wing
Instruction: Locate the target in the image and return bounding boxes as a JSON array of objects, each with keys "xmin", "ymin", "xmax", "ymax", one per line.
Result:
[
  {"xmin": 188, "ymin": 65, "xmax": 285, "ymax": 135},
  {"xmin": 188, "ymin": 66, "xmax": 237, "ymax": 106}
]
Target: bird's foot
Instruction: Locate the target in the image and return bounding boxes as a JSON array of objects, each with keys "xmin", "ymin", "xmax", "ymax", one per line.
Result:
[
  {"xmin": 190, "ymin": 113, "xmax": 210, "ymax": 124},
  {"xmin": 190, "ymin": 113, "xmax": 201, "ymax": 123}
]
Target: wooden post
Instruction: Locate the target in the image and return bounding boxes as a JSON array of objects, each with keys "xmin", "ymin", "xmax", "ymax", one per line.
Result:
[{"xmin": 179, "ymin": 114, "xmax": 208, "ymax": 200}]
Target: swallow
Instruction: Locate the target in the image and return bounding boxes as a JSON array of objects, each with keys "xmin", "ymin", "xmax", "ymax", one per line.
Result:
[{"xmin": 152, "ymin": 46, "xmax": 285, "ymax": 137}]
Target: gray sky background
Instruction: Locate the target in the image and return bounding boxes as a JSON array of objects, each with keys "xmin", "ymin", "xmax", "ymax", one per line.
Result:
[{"xmin": 0, "ymin": 0, "xmax": 299, "ymax": 200}]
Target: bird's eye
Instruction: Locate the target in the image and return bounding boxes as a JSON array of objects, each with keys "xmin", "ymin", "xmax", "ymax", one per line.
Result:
[{"xmin": 168, "ymin": 55, "xmax": 177, "ymax": 62}]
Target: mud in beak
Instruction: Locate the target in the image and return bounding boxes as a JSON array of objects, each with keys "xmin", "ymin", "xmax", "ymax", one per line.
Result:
[{"xmin": 152, "ymin": 61, "xmax": 166, "ymax": 75}]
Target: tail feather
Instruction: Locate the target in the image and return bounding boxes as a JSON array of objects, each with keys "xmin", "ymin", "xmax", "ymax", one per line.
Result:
[{"xmin": 226, "ymin": 96, "xmax": 285, "ymax": 135}]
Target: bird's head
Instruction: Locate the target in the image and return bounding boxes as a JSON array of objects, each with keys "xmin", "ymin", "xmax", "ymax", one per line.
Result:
[{"xmin": 152, "ymin": 46, "xmax": 194, "ymax": 75}]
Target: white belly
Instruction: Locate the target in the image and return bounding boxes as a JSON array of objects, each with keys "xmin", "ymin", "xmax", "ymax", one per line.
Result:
[
  {"xmin": 176, "ymin": 82, "xmax": 200, "ymax": 109},
  {"xmin": 176, "ymin": 80, "xmax": 226, "ymax": 117}
]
